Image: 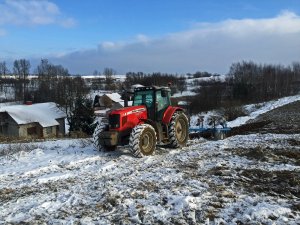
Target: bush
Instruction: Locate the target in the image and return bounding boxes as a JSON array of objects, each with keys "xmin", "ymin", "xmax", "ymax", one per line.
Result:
[{"xmin": 222, "ymin": 106, "xmax": 247, "ymax": 121}]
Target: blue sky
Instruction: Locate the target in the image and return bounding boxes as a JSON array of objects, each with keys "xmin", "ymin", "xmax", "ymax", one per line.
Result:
[{"xmin": 1, "ymin": 0, "xmax": 300, "ymax": 74}]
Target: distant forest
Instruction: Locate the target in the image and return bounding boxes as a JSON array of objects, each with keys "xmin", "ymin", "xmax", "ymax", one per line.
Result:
[
  {"xmin": 1, "ymin": 59, "xmax": 300, "ymax": 117},
  {"xmin": 189, "ymin": 61, "xmax": 300, "ymax": 114}
]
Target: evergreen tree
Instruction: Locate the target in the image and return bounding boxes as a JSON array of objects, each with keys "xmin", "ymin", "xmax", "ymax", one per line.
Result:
[{"xmin": 69, "ymin": 97, "xmax": 96, "ymax": 135}]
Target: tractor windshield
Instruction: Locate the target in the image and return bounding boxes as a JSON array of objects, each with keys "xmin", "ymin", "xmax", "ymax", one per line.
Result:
[
  {"xmin": 133, "ymin": 90, "xmax": 154, "ymax": 108},
  {"xmin": 156, "ymin": 90, "xmax": 170, "ymax": 111}
]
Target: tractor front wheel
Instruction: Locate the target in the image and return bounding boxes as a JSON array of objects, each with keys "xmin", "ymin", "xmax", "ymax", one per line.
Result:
[
  {"xmin": 93, "ymin": 121, "xmax": 116, "ymax": 152},
  {"xmin": 168, "ymin": 112, "xmax": 189, "ymax": 148},
  {"xmin": 129, "ymin": 124, "xmax": 157, "ymax": 157}
]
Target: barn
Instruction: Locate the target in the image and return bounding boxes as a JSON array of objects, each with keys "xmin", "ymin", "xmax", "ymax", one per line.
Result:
[{"xmin": 0, "ymin": 102, "xmax": 66, "ymax": 139}]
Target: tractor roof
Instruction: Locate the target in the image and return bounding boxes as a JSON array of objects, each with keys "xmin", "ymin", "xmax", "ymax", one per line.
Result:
[{"xmin": 134, "ymin": 86, "xmax": 171, "ymax": 92}]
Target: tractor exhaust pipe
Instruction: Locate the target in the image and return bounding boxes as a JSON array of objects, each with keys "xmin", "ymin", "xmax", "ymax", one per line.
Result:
[{"xmin": 124, "ymin": 93, "xmax": 128, "ymax": 107}]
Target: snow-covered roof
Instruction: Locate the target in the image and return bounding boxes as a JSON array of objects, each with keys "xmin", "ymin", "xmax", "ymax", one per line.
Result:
[
  {"xmin": 89, "ymin": 90, "xmax": 111, "ymax": 101},
  {"xmin": 0, "ymin": 101, "xmax": 22, "ymax": 107},
  {"xmin": 131, "ymin": 84, "xmax": 144, "ymax": 88},
  {"xmin": 0, "ymin": 102, "xmax": 66, "ymax": 127},
  {"xmin": 104, "ymin": 93, "xmax": 122, "ymax": 103},
  {"xmin": 177, "ymin": 101, "xmax": 189, "ymax": 105}
]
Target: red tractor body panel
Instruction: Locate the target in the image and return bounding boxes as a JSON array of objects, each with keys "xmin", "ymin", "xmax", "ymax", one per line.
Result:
[
  {"xmin": 162, "ymin": 106, "xmax": 184, "ymax": 124},
  {"xmin": 109, "ymin": 105, "xmax": 147, "ymax": 132}
]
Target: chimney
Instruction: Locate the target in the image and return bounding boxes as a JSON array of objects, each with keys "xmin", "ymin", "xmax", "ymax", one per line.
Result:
[{"xmin": 25, "ymin": 101, "xmax": 32, "ymax": 105}]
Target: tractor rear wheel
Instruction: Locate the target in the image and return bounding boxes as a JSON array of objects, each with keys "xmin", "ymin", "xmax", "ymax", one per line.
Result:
[
  {"xmin": 168, "ymin": 112, "xmax": 189, "ymax": 148},
  {"xmin": 129, "ymin": 124, "xmax": 157, "ymax": 157},
  {"xmin": 93, "ymin": 121, "xmax": 116, "ymax": 152}
]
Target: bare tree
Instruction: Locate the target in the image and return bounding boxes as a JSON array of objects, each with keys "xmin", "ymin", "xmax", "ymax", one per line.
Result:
[
  {"xmin": 103, "ymin": 67, "xmax": 116, "ymax": 90},
  {"xmin": 13, "ymin": 59, "xmax": 30, "ymax": 102},
  {"xmin": 93, "ymin": 70, "xmax": 100, "ymax": 76},
  {"xmin": 177, "ymin": 75, "xmax": 187, "ymax": 94},
  {"xmin": 0, "ymin": 61, "xmax": 9, "ymax": 76},
  {"xmin": 55, "ymin": 76, "xmax": 90, "ymax": 134},
  {"xmin": 34, "ymin": 59, "xmax": 70, "ymax": 102}
]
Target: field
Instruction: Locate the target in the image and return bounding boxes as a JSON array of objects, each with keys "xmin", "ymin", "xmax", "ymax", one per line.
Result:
[{"xmin": 0, "ymin": 100, "xmax": 300, "ymax": 224}]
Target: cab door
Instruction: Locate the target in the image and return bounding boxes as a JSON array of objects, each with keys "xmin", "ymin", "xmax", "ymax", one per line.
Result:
[
  {"xmin": 133, "ymin": 90, "xmax": 155, "ymax": 120},
  {"xmin": 155, "ymin": 90, "xmax": 171, "ymax": 121}
]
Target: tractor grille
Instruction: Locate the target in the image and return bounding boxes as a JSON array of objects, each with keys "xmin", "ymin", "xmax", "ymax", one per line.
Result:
[{"xmin": 109, "ymin": 114, "xmax": 120, "ymax": 129}]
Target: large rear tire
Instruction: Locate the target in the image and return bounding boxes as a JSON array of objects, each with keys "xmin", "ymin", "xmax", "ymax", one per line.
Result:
[
  {"xmin": 129, "ymin": 124, "xmax": 157, "ymax": 158},
  {"xmin": 93, "ymin": 122, "xmax": 116, "ymax": 152},
  {"xmin": 168, "ymin": 112, "xmax": 189, "ymax": 148}
]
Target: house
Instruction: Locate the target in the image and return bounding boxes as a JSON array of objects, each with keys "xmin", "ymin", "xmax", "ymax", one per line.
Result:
[
  {"xmin": 0, "ymin": 102, "xmax": 66, "ymax": 139},
  {"xmin": 94, "ymin": 93, "xmax": 125, "ymax": 110}
]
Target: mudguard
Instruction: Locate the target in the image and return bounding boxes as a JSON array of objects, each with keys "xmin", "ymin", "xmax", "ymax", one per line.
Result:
[{"xmin": 162, "ymin": 106, "xmax": 184, "ymax": 124}]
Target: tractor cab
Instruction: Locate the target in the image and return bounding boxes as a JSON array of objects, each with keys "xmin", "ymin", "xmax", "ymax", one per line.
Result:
[{"xmin": 132, "ymin": 86, "xmax": 171, "ymax": 121}]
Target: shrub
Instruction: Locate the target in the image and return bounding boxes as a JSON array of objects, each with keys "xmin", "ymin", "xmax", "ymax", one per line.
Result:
[{"xmin": 223, "ymin": 106, "xmax": 247, "ymax": 121}]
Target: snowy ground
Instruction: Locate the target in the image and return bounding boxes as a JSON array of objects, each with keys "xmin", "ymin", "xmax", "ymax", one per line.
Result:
[
  {"xmin": 0, "ymin": 133, "xmax": 299, "ymax": 224},
  {"xmin": 1, "ymin": 95, "xmax": 300, "ymax": 224},
  {"xmin": 172, "ymin": 90, "xmax": 197, "ymax": 98}
]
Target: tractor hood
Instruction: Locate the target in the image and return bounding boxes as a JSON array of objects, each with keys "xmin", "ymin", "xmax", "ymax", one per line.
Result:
[
  {"xmin": 110, "ymin": 105, "xmax": 147, "ymax": 117},
  {"xmin": 108, "ymin": 105, "xmax": 148, "ymax": 131}
]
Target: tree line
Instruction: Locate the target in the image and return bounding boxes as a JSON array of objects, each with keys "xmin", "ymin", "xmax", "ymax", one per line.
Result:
[
  {"xmin": 0, "ymin": 59, "xmax": 95, "ymax": 136},
  {"xmin": 189, "ymin": 61, "xmax": 300, "ymax": 114},
  {"xmin": 124, "ymin": 72, "xmax": 187, "ymax": 94},
  {"xmin": 1, "ymin": 58, "xmax": 300, "ymax": 131}
]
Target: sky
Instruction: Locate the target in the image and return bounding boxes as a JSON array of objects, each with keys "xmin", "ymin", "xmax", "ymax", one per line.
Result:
[{"xmin": 0, "ymin": 0, "xmax": 300, "ymax": 75}]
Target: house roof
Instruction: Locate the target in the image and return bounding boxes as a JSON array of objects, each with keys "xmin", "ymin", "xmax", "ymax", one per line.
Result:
[
  {"xmin": 0, "ymin": 102, "xmax": 66, "ymax": 127},
  {"xmin": 104, "ymin": 93, "xmax": 122, "ymax": 103},
  {"xmin": 131, "ymin": 84, "xmax": 144, "ymax": 88}
]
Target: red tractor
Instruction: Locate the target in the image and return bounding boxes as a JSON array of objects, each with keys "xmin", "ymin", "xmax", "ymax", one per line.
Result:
[{"xmin": 93, "ymin": 86, "xmax": 189, "ymax": 157}]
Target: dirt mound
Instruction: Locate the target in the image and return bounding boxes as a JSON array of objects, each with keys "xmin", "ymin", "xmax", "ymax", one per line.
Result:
[
  {"xmin": 231, "ymin": 100, "xmax": 300, "ymax": 134},
  {"xmin": 232, "ymin": 145, "xmax": 300, "ymax": 165},
  {"xmin": 230, "ymin": 120, "xmax": 272, "ymax": 136},
  {"xmin": 240, "ymin": 169, "xmax": 300, "ymax": 199}
]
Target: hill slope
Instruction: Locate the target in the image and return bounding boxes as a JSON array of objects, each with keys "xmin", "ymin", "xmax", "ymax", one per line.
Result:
[{"xmin": 250, "ymin": 100, "xmax": 300, "ymax": 134}]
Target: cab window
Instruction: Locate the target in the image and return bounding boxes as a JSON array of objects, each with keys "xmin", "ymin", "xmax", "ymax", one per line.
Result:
[
  {"xmin": 133, "ymin": 90, "xmax": 154, "ymax": 108},
  {"xmin": 156, "ymin": 90, "xmax": 170, "ymax": 111}
]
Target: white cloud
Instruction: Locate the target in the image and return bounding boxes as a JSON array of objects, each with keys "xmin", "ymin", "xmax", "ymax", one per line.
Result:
[
  {"xmin": 0, "ymin": 0, "xmax": 76, "ymax": 27},
  {"xmin": 135, "ymin": 34, "xmax": 151, "ymax": 43},
  {"xmin": 201, "ymin": 10, "xmax": 300, "ymax": 36},
  {"xmin": 101, "ymin": 42, "xmax": 119, "ymax": 50},
  {"xmin": 51, "ymin": 11, "xmax": 300, "ymax": 74}
]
